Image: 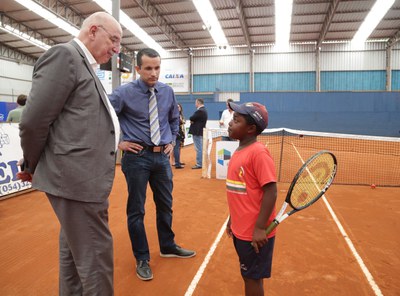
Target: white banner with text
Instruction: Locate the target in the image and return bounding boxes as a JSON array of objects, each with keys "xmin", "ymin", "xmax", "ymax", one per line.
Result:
[{"xmin": 0, "ymin": 123, "xmax": 31, "ymax": 198}]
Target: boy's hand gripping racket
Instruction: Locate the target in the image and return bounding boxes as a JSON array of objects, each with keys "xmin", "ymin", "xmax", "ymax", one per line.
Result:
[{"xmin": 265, "ymin": 150, "xmax": 337, "ymax": 234}]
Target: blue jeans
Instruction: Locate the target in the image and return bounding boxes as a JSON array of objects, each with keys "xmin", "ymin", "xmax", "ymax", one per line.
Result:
[
  {"xmin": 121, "ymin": 150, "xmax": 176, "ymax": 261},
  {"xmin": 192, "ymin": 135, "xmax": 203, "ymax": 167},
  {"xmin": 173, "ymin": 139, "xmax": 183, "ymax": 166}
]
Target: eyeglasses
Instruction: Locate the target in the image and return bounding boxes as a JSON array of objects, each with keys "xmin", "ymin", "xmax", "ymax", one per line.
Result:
[{"xmin": 98, "ymin": 25, "xmax": 121, "ymax": 47}]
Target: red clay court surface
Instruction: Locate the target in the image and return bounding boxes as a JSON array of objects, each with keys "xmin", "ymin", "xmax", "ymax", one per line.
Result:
[{"xmin": 1, "ymin": 145, "xmax": 399, "ymax": 296}]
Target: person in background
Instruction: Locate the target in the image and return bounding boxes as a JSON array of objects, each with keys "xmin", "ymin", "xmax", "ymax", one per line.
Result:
[
  {"xmin": 6, "ymin": 94, "xmax": 27, "ymax": 123},
  {"xmin": 173, "ymin": 103, "xmax": 186, "ymax": 169},
  {"xmin": 188, "ymin": 98, "xmax": 208, "ymax": 169},
  {"xmin": 108, "ymin": 48, "xmax": 196, "ymax": 282},
  {"xmin": 225, "ymin": 102, "xmax": 277, "ymax": 296},
  {"xmin": 219, "ymin": 98, "xmax": 234, "ymax": 141},
  {"xmin": 17, "ymin": 12, "xmax": 122, "ymax": 295}
]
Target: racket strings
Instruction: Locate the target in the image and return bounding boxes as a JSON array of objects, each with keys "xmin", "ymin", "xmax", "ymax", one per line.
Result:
[{"xmin": 290, "ymin": 153, "xmax": 336, "ymax": 209}]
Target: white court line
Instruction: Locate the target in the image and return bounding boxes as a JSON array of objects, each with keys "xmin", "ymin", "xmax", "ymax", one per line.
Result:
[
  {"xmin": 291, "ymin": 143, "xmax": 384, "ymax": 296},
  {"xmin": 184, "ymin": 216, "xmax": 230, "ymax": 296}
]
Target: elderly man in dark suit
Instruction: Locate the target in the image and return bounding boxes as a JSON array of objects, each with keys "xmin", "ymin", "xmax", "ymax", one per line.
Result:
[
  {"xmin": 189, "ymin": 98, "xmax": 208, "ymax": 169},
  {"xmin": 18, "ymin": 12, "xmax": 122, "ymax": 295}
]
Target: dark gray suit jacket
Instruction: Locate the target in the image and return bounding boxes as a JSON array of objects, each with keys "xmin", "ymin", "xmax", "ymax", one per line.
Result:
[
  {"xmin": 188, "ymin": 106, "xmax": 208, "ymax": 136},
  {"xmin": 20, "ymin": 40, "xmax": 116, "ymax": 202}
]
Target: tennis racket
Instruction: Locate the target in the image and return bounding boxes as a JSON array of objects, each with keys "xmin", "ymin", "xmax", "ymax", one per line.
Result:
[{"xmin": 265, "ymin": 150, "xmax": 337, "ymax": 234}]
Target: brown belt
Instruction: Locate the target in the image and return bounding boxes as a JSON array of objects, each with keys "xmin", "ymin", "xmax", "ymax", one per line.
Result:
[
  {"xmin": 126, "ymin": 143, "xmax": 166, "ymax": 153},
  {"xmin": 148, "ymin": 145, "xmax": 165, "ymax": 153}
]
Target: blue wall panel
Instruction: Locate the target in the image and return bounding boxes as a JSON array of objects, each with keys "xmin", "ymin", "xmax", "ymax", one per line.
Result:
[
  {"xmin": 392, "ymin": 70, "xmax": 400, "ymax": 91},
  {"xmin": 180, "ymin": 101, "xmax": 227, "ymax": 123},
  {"xmin": 321, "ymin": 71, "xmax": 386, "ymax": 91},
  {"xmin": 179, "ymin": 92, "xmax": 400, "ymax": 137},
  {"xmin": 254, "ymin": 72, "xmax": 315, "ymax": 91},
  {"xmin": 193, "ymin": 73, "xmax": 249, "ymax": 92},
  {"xmin": 175, "ymin": 93, "xmax": 215, "ymax": 103},
  {"xmin": 240, "ymin": 92, "xmax": 400, "ymax": 137},
  {"xmin": 0, "ymin": 102, "xmax": 17, "ymax": 122}
]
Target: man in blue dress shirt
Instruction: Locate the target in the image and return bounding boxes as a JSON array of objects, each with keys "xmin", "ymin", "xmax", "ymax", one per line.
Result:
[{"xmin": 109, "ymin": 48, "xmax": 196, "ymax": 281}]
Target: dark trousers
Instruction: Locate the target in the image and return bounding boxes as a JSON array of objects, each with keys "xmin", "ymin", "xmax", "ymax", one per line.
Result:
[
  {"xmin": 173, "ymin": 139, "xmax": 183, "ymax": 166},
  {"xmin": 47, "ymin": 194, "xmax": 113, "ymax": 296},
  {"xmin": 121, "ymin": 150, "xmax": 176, "ymax": 261}
]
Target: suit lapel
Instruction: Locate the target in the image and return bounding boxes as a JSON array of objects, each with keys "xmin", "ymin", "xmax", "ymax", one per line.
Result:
[{"xmin": 69, "ymin": 40, "xmax": 112, "ymax": 115}]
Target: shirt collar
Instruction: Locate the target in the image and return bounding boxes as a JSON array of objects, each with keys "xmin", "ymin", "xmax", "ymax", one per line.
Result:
[
  {"xmin": 74, "ymin": 38, "xmax": 98, "ymax": 72},
  {"xmin": 139, "ymin": 78, "xmax": 158, "ymax": 93}
]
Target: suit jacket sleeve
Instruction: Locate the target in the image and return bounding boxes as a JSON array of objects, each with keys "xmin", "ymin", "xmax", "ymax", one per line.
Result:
[
  {"xmin": 20, "ymin": 45, "xmax": 77, "ymax": 173},
  {"xmin": 189, "ymin": 110, "xmax": 200, "ymax": 122}
]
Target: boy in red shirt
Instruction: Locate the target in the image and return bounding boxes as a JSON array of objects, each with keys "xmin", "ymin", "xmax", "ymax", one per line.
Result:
[{"xmin": 225, "ymin": 102, "xmax": 277, "ymax": 296}]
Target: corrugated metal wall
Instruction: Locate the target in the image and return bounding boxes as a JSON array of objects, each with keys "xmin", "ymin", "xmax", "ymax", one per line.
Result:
[
  {"xmin": 321, "ymin": 71, "xmax": 386, "ymax": 91},
  {"xmin": 393, "ymin": 48, "xmax": 400, "ymax": 69},
  {"xmin": 320, "ymin": 43, "xmax": 386, "ymax": 71},
  {"xmin": 255, "ymin": 52, "xmax": 316, "ymax": 72},
  {"xmin": 392, "ymin": 71, "xmax": 400, "ymax": 90},
  {"xmin": 193, "ymin": 54, "xmax": 250, "ymax": 74},
  {"xmin": 190, "ymin": 42, "xmax": 399, "ymax": 92},
  {"xmin": 1, "ymin": 42, "xmax": 399, "ymax": 103},
  {"xmin": 255, "ymin": 72, "xmax": 316, "ymax": 91},
  {"xmin": 193, "ymin": 73, "xmax": 249, "ymax": 92},
  {"xmin": 254, "ymin": 44, "xmax": 316, "ymax": 73}
]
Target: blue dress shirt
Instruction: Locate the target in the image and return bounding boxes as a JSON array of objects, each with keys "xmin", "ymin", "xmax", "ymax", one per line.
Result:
[{"xmin": 109, "ymin": 79, "xmax": 179, "ymax": 146}]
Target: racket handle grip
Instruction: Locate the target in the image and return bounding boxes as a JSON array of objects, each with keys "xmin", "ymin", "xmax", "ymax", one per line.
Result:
[{"xmin": 265, "ymin": 220, "xmax": 279, "ymax": 235}]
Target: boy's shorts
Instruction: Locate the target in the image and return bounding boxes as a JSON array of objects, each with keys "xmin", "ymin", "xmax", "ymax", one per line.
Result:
[{"xmin": 233, "ymin": 235, "xmax": 275, "ymax": 280}]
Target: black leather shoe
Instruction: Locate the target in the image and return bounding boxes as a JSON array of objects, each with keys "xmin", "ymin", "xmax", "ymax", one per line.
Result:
[
  {"xmin": 136, "ymin": 260, "xmax": 153, "ymax": 281},
  {"xmin": 175, "ymin": 165, "xmax": 184, "ymax": 169},
  {"xmin": 160, "ymin": 245, "xmax": 196, "ymax": 258}
]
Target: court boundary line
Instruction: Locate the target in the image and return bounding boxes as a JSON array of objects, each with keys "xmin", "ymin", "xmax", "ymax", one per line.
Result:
[
  {"xmin": 184, "ymin": 216, "xmax": 230, "ymax": 296},
  {"xmin": 185, "ymin": 144, "xmax": 385, "ymax": 296},
  {"xmin": 291, "ymin": 143, "xmax": 383, "ymax": 296}
]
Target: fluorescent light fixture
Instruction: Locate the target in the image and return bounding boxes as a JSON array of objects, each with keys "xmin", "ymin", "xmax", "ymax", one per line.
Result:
[
  {"xmin": 14, "ymin": 0, "xmax": 80, "ymax": 37},
  {"xmin": 14, "ymin": 0, "xmax": 166, "ymax": 55},
  {"xmin": 192, "ymin": 0, "xmax": 229, "ymax": 47},
  {"xmin": 93, "ymin": 0, "xmax": 166, "ymax": 56},
  {"xmin": 275, "ymin": 0, "xmax": 293, "ymax": 51},
  {"xmin": 351, "ymin": 0, "xmax": 395, "ymax": 49},
  {"xmin": 0, "ymin": 22, "xmax": 50, "ymax": 50}
]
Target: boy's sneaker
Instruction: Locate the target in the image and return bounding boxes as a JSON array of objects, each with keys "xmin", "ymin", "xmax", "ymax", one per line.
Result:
[
  {"xmin": 136, "ymin": 260, "xmax": 153, "ymax": 281},
  {"xmin": 160, "ymin": 245, "xmax": 196, "ymax": 258}
]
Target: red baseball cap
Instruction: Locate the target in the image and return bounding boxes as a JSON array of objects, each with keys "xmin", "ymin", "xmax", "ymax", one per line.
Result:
[{"xmin": 228, "ymin": 102, "xmax": 269, "ymax": 130}]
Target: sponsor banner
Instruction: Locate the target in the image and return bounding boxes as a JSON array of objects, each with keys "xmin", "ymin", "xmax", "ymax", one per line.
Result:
[
  {"xmin": 0, "ymin": 123, "xmax": 31, "ymax": 198},
  {"xmin": 215, "ymin": 141, "xmax": 239, "ymax": 180},
  {"xmin": 97, "ymin": 59, "xmax": 188, "ymax": 93},
  {"xmin": 97, "ymin": 69, "xmax": 112, "ymax": 94},
  {"xmin": 96, "ymin": 70, "xmax": 134, "ymax": 95},
  {"xmin": 159, "ymin": 58, "xmax": 189, "ymax": 93}
]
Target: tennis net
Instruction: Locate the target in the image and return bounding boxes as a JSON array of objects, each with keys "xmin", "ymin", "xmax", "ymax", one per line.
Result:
[{"xmin": 202, "ymin": 127, "xmax": 400, "ymax": 187}]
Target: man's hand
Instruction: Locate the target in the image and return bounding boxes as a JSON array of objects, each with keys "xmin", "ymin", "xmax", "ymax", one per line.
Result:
[
  {"xmin": 16, "ymin": 171, "xmax": 32, "ymax": 182},
  {"xmin": 16, "ymin": 159, "xmax": 32, "ymax": 182},
  {"xmin": 163, "ymin": 143, "xmax": 173, "ymax": 156},
  {"xmin": 118, "ymin": 141, "xmax": 143, "ymax": 154}
]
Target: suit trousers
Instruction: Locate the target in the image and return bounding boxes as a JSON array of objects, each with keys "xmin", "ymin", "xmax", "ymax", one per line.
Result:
[{"xmin": 47, "ymin": 194, "xmax": 113, "ymax": 296}]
